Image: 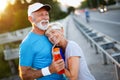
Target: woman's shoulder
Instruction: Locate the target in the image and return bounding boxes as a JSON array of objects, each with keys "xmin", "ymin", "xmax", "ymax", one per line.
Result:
[
  {"xmin": 68, "ymin": 40, "xmax": 79, "ymax": 47},
  {"xmin": 66, "ymin": 40, "xmax": 83, "ymax": 57},
  {"xmin": 67, "ymin": 40, "xmax": 83, "ymax": 52}
]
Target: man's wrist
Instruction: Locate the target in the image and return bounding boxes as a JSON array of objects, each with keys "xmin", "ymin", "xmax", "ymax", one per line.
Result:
[{"xmin": 41, "ymin": 67, "xmax": 51, "ymax": 76}]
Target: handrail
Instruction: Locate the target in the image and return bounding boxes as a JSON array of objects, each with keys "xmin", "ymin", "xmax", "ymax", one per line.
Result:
[
  {"xmin": 72, "ymin": 15, "xmax": 120, "ymax": 68},
  {"xmin": 0, "ymin": 27, "xmax": 31, "ymax": 45}
]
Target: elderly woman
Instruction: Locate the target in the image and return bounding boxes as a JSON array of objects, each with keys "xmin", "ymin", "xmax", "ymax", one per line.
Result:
[{"xmin": 45, "ymin": 22, "xmax": 95, "ymax": 80}]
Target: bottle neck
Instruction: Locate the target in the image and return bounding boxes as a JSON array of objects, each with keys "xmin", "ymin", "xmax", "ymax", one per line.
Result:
[{"xmin": 53, "ymin": 47, "xmax": 60, "ymax": 54}]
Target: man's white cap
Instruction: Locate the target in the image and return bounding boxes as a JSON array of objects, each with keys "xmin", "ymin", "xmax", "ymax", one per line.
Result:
[{"xmin": 28, "ymin": 2, "xmax": 51, "ymax": 16}]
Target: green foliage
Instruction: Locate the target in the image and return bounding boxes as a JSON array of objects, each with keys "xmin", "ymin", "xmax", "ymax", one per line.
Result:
[
  {"xmin": 11, "ymin": 9, "xmax": 30, "ymax": 31},
  {"xmin": 67, "ymin": 7, "xmax": 75, "ymax": 14},
  {"xmin": 108, "ymin": 0, "xmax": 116, "ymax": 5},
  {"xmin": 0, "ymin": 42, "xmax": 20, "ymax": 78},
  {"xmin": 0, "ymin": 53, "xmax": 11, "ymax": 78},
  {"xmin": 0, "ymin": 0, "xmax": 67, "ymax": 34},
  {"xmin": 80, "ymin": 1, "xmax": 88, "ymax": 9}
]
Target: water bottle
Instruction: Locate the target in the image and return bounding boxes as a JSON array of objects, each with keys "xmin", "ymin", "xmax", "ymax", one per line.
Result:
[{"xmin": 53, "ymin": 46, "xmax": 65, "ymax": 74}]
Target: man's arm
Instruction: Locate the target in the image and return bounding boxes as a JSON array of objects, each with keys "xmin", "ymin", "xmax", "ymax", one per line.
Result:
[{"xmin": 19, "ymin": 59, "xmax": 65, "ymax": 80}]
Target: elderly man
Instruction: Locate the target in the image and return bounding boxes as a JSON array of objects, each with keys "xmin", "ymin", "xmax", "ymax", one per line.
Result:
[{"xmin": 19, "ymin": 2, "xmax": 65, "ymax": 80}]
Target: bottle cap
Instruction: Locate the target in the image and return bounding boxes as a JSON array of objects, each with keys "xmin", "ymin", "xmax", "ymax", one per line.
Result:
[{"xmin": 53, "ymin": 47, "xmax": 60, "ymax": 52}]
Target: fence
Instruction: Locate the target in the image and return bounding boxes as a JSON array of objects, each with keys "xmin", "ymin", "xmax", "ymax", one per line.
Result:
[{"xmin": 73, "ymin": 15, "xmax": 120, "ymax": 80}]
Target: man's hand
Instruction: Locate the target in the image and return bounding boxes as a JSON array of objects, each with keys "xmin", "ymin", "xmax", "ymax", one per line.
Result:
[{"xmin": 49, "ymin": 59, "xmax": 65, "ymax": 73}]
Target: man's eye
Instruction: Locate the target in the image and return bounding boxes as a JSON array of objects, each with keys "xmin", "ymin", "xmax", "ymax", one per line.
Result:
[
  {"xmin": 51, "ymin": 32, "xmax": 54, "ymax": 34},
  {"xmin": 46, "ymin": 13, "xmax": 49, "ymax": 16}
]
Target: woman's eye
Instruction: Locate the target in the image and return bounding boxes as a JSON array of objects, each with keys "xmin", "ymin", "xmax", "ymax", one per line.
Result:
[{"xmin": 51, "ymin": 31, "xmax": 54, "ymax": 33}]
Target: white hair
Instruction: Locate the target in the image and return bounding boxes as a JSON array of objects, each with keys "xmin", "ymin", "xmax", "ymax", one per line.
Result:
[{"xmin": 45, "ymin": 22, "xmax": 63, "ymax": 35}]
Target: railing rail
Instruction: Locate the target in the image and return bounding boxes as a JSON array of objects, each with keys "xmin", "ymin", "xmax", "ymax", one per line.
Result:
[
  {"xmin": 72, "ymin": 15, "xmax": 120, "ymax": 80},
  {"xmin": 0, "ymin": 27, "xmax": 31, "ymax": 45}
]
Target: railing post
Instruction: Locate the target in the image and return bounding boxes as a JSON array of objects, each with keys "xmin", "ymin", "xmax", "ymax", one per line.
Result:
[
  {"xmin": 115, "ymin": 65, "xmax": 120, "ymax": 80},
  {"xmin": 112, "ymin": 53, "xmax": 120, "ymax": 80},
  {"xmin": 102, "ymin": 53, "xmax": 108, "ymax": 65},
  {"xmin": 4, "ymin": 45, "xmax": 18, "ymax": 75},
  {"xmin": 94, "ymin": 45, "xmax": 99, "ymax": 54}
]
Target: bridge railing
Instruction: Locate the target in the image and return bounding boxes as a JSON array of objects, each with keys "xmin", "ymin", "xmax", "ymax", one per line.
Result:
[
  {"xmin": 0, "ymin": 27, "xmax": 31, "ymax": 45},
  {"xmin": 0, "ymin": 27, "xmax": 31, "ymax": 75},
  {"xmin": 73, "ymin": 15, "xmax": 120, "ymax": 80}
]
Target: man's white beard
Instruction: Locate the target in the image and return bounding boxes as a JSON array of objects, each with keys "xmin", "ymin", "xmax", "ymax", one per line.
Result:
[{"xmin": 35, "ymin": 20, "xmax": 49, "ymax": 30}]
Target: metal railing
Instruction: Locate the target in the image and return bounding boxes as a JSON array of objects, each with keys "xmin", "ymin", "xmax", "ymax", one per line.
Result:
[
  {"xmin": 73, "ymin": 15, "xmax": 120, "ymax": 80},
  {"xmin": 0, "ymin": 27, "xmax": 31, "ymax": 45}
]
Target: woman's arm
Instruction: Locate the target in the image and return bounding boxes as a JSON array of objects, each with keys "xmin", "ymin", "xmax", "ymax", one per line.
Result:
[{"xmin": 65, "ymin": 56, "xmax": 80, "ymax": 80}]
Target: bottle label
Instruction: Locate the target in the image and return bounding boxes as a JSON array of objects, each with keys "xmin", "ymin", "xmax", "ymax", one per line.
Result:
[
  {"xmin": 52, "ymin": 47, "xmax": 65, "ymax": 74},
  {"xmin": 53, "ymin": 54, "xmax": 62, "ymax": 61}
]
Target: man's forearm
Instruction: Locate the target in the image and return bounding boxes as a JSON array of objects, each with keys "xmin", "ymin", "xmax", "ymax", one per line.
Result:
[
  {"xmin": 19, "ymin": 59, "xmax": 65, "ymax": 80},
  {"xmin": 19, "ymin": 66, "xmax": 43, "ymax": 80}
]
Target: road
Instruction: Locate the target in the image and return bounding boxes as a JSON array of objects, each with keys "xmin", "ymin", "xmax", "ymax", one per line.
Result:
[{"xmin": 78, "ymin": 9, "xmax": 120, "ymax": 42}]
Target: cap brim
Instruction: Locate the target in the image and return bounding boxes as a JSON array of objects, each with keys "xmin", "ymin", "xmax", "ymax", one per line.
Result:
[
  {"xmin": 33, "ymin": 5, "xmax": 51, "ymax": 13},
  {"xmin": 41, "ymin": 4, "xmax": 51, "ymax": 11}
]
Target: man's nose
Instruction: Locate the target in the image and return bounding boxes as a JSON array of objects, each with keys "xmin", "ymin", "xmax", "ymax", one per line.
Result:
[{"xmin": 42, "ymin": 15, "xmax": 49, "ymax": 20}]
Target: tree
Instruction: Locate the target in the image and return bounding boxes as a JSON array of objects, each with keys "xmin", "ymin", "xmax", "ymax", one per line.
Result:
[{"xmin": 0, "ymin": 0, "xmax": 67, "ymax": 33}]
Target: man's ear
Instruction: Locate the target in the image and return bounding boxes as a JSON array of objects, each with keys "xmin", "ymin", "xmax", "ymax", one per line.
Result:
[{"xmin": 28, "ymin": 16, "xmax": 34, "ymax": 23}]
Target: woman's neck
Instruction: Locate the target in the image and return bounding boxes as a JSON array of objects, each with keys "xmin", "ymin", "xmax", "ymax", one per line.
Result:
[{"xmin": 58, "ymin": 38, "xmax": 68, "ymax": 52}]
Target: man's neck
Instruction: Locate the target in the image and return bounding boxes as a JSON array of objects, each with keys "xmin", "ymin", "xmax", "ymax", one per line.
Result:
[{"xmin": 32, "ymin": 26, "xmax": 45, "ymax": 35}]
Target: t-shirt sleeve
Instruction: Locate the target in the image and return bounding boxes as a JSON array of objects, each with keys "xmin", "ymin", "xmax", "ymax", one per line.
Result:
[
  {"xmin": 66, "ymin": 41, "xmax": 83, "ymax": 58},
  {"xmin": 19, "ymin": 42, "xmax": 34, "ymax": 66}
]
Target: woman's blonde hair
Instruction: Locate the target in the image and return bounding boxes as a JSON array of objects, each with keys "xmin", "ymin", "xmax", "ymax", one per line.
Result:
[{"xmin": 45, "ymin": 22, "xmax": 63, "ymax": 35}]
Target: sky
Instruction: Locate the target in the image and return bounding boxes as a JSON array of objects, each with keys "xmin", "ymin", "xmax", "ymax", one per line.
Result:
[
  {"xmin": 57, "ymin": 0, "xmax": 84, "ymax": 12},
  {"xmin": 57, "ymin": 0, "xmax": 84, "ymax": 8},
  {"xmin": 0, "ymin": 0, "xmax": 84, "ymax": 13}
]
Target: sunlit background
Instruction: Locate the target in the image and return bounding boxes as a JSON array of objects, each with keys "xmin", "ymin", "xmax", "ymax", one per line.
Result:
[
  {"xmin": 0, "ymin": 0, "xmax": 84, "ymax": 13},
  {"xmin": 0, "ymin": 0, "xmax": 15, "ymax": 13},
  {"xmin": 0, "ymin": 0, "xmax": 32, "ymax": 13},
  {"xmin": 0, "ymin": 0, "xmax": 8, "ymax": 12},
  {"xmin": 57, "ymin": 0, "xmax": 84, "ymax": 8}
]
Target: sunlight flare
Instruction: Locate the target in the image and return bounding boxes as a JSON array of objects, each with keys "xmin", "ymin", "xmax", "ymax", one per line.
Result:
[
  {"xmin": 57, "ymin": 0, "xmax": 84, "ymax": 8},
  {"xmin": 0, "ymin": 0, "xmax": 8, "ymax": 12}
]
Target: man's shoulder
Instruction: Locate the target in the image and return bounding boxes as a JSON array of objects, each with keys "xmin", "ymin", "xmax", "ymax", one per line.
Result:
[{"xmin": 20, "ymin": 32, "xmax": 33, "ymax": 46}]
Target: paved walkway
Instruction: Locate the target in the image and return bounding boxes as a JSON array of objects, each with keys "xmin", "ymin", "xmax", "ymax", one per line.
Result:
[{"xmin": 61, "ymin": 15, "xmax": 117, "ymax": 80}]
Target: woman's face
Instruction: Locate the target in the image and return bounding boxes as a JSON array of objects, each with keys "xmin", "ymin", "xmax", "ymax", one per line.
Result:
[{"xmin": 46, "ymin": 29, "xmax": 62, "ymax": 45}]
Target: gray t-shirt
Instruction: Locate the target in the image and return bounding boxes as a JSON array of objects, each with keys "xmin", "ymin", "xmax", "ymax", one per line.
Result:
[{"xmin": 65, "ymin": 41, "xmax": 95, "ymax": 80}]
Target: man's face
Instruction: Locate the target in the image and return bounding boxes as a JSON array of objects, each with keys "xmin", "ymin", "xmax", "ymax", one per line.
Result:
[
  {"xmin": 46, "ymin": 29, "xmax": 62, "ymax": 45},
  {"xmin": 32, "ymin": 8, "xmax": 50, "ymax": 30},
  {"xmin": 32, "ymin": 8, "xmax": 49, "ymax": 23}
]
